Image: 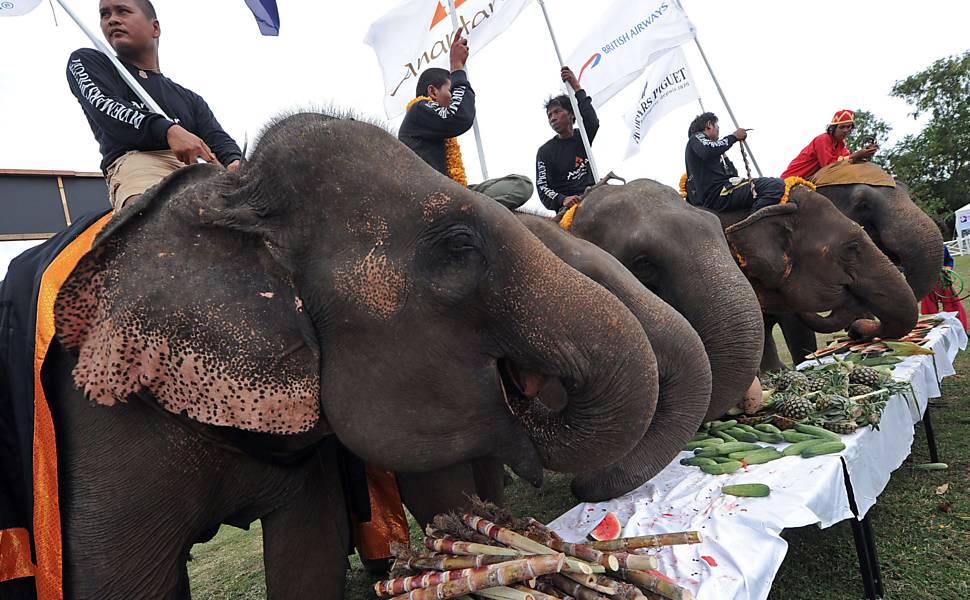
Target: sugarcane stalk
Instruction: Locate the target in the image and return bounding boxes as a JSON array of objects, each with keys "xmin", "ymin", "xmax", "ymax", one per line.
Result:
[
  {"xmin": 542, "ymin": 574, "xmax": 609, "ymax": 600},
  {"xmin": 514, "ymin": 584, "xmax": 566, "ymax": 600},
  {"xmin": 586, "ymin": 532, "xmax": 701, "ymax": 552},
  {"xmin": 608, "ymin": 552, "xmax": 658, "ymax": 571},
  {"xmin": 463, "ymin": 514, "xmax": 593, "ymax": 575},
  {"xmin": 518, "ymin": 525, "xmax": 618, "ymax": 571},
  {"xmin": 406, "ymin": 553, "xmax": 514, "ymax": 571},
  {"xmin": 426, "ymin": 537, "xmax": 522, "ymax": 557},
  {"xmin": 388, "ymin": 554, "xmax": 566, "ymax": 600},
  {"xmin": 474, "ymin": 586, "xmax": 535, "ymax": 600},
  {"xmin": 620, "ymin": 569, "xmax": 695, "ymax": 600},
  {"xmin": 532, "ymin": 580, "xmax": 573, "ymax": 599}
]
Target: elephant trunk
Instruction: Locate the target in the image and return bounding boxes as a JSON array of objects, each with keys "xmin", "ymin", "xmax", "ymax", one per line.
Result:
[
  {"xmin": 847, "ymin": 242, "xmax": 919, "ymax": 340},
  {"xmin": 797, "ymin": 304, "xmax": 864, "ymax": 333},
  {"xmin": 874, "ymin": 191, "xmax": 944, "ymax": 300}
]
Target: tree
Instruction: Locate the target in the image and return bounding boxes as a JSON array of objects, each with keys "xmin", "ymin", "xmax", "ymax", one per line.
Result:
[{"xmin": 845, "ymin": 109, "xmax": 892, "ymax": 168}]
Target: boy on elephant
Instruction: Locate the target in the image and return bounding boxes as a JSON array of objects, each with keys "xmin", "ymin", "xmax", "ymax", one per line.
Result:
[
  {"xmin": 535, "ymin": 66, "xmax": 600, "ymax": 213},
  {"xmin": 398, "ymin": 30, "xmax": 533, "ymax": 210},
  {"xmin": 66, "ymin": 0, "xmax": 242, "ymax": 212},
  {"xmin": 781, "ymin": 109, "xmax": 878, "ymax": 179},
  {"xmin": 684, "ymin": 112, "xmax": 784, "ymax": 212}
]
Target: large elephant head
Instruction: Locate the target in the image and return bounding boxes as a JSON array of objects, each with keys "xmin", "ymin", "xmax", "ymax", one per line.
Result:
[
  {"xmin": 517, "ymin": 213, "xmax": 711, "ymax": 501},
  {"xmin": 724, "ymin": 187, "xmax": 918, "ymax": 340},
  {"xmin": 53, "ymin": 112, "xmax": 658, "ymax": 485},
  {"xmin": 815, "ymin": 180, "xmax": 943, "ymax": 300},
  {"xmin": 566, "ymin": 179, "xmax": 763, "ymax": 421}
]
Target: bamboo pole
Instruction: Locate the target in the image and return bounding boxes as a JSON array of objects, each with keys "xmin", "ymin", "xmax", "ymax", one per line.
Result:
[
  {"xmin": 586, "ymin": 532, "xmax": 701, "ymax": 552},
  {"xmin": 444, "ymin": 0, "xmax": 489, "ymax": 179},
  {"xmin": 620, "ymin": 570, "xmax": 695, "ymax": 600},
  {"xmin": 388, "ymin": 554, "xmax": 566, "ymax": 600},
  {"xmin": 463, "ymin": 515, "xmax": 593, "ymax": 575},
  {"xmin": 426, "ymin": 537, "xmax": 522, "ymax": 557}
]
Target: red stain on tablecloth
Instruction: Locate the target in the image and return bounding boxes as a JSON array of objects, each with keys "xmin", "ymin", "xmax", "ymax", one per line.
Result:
[{"xmin": 701, "ymin": 555, "xmax": 718, "ymax": 567}]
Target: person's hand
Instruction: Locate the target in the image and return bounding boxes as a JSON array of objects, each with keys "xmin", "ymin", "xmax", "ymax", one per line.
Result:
[
  {"xmin": 733, "ymin": 128, "xmax": 748, "ymax": 141},
  {"xmin": 561, "ymin": 66, "xmax": 581, "ymax": 92},
  {"xmin": 166, "ymin": 125, "xmax": 216, "ymax": 165},
  {"xmin": 226, "ymin": 159, "xmax": 242, "ymax": 173},
  {"xmin": 850, "ymin": 144, "xmax": 878, "ymax": 162},
  {"xmin": 449, "ymin": 30, "xmax": 469, "ymax": 72},
  {"xmin": 563, "ymin": 195, "xmax": 581, "ymax": 209}
]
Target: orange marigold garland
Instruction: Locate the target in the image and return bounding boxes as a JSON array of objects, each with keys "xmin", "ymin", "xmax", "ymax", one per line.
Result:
[
  {"xmin": 559, "ymin": 203, "xmax": 579, "ymax": 230},
  {"xmin": 678, "ymin": 173, "xmax": 688, "ymax": 199},
  {"xmin": 406, "ymin": 96, "xmax": 468, "ymax": 186},
  {"xmin": 780, "ymin": 176, "xmax": 816, "ymax": 204}
]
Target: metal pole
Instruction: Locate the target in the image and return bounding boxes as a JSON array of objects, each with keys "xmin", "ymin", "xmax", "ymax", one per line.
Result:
[
  {"xmin": 537, "ymin": 0, "xmax": 599, "ymax": 182},
  {"xmin": 55, "ymin": 0, "xmax": 171, "ymax": 120},
  {"xmin": 691, "ymin": 36, "xmax": 762, "ymax": 176},
  {"xmin": 446, "ymin": 0, "xmax": 489, "ymax": 180}
]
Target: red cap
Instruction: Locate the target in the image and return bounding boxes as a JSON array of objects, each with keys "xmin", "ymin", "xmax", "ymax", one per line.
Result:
[{"xmin": 830, "ymin": 110, "xmax": 855, "ymax": 125}]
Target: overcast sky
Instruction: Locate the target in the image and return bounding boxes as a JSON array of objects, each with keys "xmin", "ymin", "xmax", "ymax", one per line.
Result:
[{"xmin": 1, "ymin": 0, "xmax": 969, "ymax": 276}]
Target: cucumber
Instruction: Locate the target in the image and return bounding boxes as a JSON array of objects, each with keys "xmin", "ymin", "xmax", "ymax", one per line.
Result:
[
  {"xmin": 728, "ymin": 449, "xmax": 782, "ymax": 464},
  {"xmin": 913, "ymin": 462, "xmax": 949, "ymax": 471},
  {"xmin": 700, "ymin": 460, "xmax": 742, "ymax": 475},
  {"xmin": 722, "ymin": 483, "xmax": 771, "ymax": 497},
  {"xmin": 714, "ymin": 431, "xmax": 738, "ymax": 443},
  {"xmin": 782, "ymin": 439, "xmax": 829, "ymax": 457},
  {"xmin": 783, "ymin": 430, "xmax": 821, "ymax": 443},
  {"xmin": 714, "ymin": 442, "xmax": 764, "ymax": 455},
  {"xmin": 735, "ymin": 424, "xmax": 760, "ymax": 434},
  {"xmin": 694, "ymin": 446, "xmax": 723, "ymax": 457},
  {"xmin": 801, "ymin": 441, "xmax": 846, "ymax": 458},
  {"xmin": 710, "ymin": 420, "xmax": 738, "ymax": 432},
  {"xmin": 755, "ymin": 424, "xmax": 783, "ymax": 435},
  {"xmin": 686, "ymin": 438, "xmax": 724, "ymax": 450},
  {"xmin": 726, "ymin": 428, "xmax": 759, "ymax": 443},
  {"xmin": 754, "ymin": 431, "xmax": 784, "ymax": 444},
  {"xmin": 680, "ymin": 456, "xmax": 718, "ymax": 467},
  {"xmin": 794, "ymin": 423, "xmax": 841, "ymax": 441},
  {"xmin": 710, "ymin": 456, "xmax": 736, "ymax": 463},
  {"xmin": 689, "ymin": 432, "xmax": 712, "ymax": 442}
]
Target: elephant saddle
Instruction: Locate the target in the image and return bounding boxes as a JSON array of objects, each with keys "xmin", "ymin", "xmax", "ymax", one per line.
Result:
[{"xmin": 812, "ymin": 161, "xmax": 896, "ymax": 188}]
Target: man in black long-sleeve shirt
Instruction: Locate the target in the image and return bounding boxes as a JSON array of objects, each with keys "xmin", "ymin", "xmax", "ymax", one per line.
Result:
[
  {"xmin": 67, "ymin": 0, "xmax": 242, "ymax": 211},
  {"xmin": 684, "ymin": 112, "xmax": 783, "ymax": 212},
  {"xmin": 398, "ymin": 31, "xmax": 532, "ymax": 210},
  {"xmin": 535, "ymin": 67, "xmax": 600, "ymax": 213}
]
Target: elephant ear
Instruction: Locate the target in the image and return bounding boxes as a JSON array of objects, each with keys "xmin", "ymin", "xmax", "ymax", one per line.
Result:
[
  {"xmin": 55, "ymin": 164, "xmax": 322, "ymax": 435},
  {"xmin": 724, "ymin": 202, "xmax": 798, "ymax": 289}
]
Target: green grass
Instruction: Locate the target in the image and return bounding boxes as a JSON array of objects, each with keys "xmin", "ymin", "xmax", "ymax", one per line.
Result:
[{"xmin": 190, "ymin": 261, "xmax": 970, "ymax": 599}]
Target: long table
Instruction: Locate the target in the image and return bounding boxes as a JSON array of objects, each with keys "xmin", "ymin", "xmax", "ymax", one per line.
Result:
[{"xmin": 548, "ymin": 313, "xmax": 967, "ymax": 600}]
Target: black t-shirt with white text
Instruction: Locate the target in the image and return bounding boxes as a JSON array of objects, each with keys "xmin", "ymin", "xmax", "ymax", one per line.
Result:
[{"xmin": 535, "ymin": 90, "xmax": 599, "ymax": 212}]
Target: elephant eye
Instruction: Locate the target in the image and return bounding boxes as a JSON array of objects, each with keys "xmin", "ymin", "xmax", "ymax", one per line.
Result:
[{"xmin": 629, "ymin": 255, "xmax": 659, "ymax": 284}]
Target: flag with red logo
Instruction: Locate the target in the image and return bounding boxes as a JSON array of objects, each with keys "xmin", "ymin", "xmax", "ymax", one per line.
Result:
[
  {"xmin": 365, "ymin": 0, "xmax": 533, "ymax": 118},
  {"xmin": 0, "ymin": 0, "xmax": 41, "ymax": 16},
  {"xmin": 565, "ymin": 0, "xmax": 695, "ymax": 108}
]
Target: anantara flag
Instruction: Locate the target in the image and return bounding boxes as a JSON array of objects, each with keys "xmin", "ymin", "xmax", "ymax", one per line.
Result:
[
  {"xmin": 366, "ymin": 0, "xmax": 533, "ymax": 118},
  {"xmin": 624, "ymin": 46, "xmax": 698, "ymax": 158},
  {"xmin": 565, "ymin": 0, "xmax": 695, "ymax": 108},
  {"xmin": 0, "ymin": 0, "xmax": 41, "ymax": 16}
]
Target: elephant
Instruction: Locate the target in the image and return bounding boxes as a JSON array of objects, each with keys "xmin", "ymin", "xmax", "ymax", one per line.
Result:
[
  {"xmin": 717, "ymin": 186, "xmax": 920, "ymax": 371},
  {"xmin": 29, "ymin": 112, "xmax": 663, "ymax": 599},
  {"xmin": 562, "ymin": 179, "xmax": 764, "ymax": 421}
]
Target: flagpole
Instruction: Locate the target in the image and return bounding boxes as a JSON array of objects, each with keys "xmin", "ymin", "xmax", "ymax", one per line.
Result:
[
  {"xmin": 673, "ymin": 0, "xmax": 762, "ymax": 177},
  {"xmin": 446, "ymin": 0, "xmax": 489, "ymax": 180},
  {"xmin": 536, "ymin": 0, "xmax": 599, "ymax": 182},
  {"xmin": 54, "ymin": 0, "xmax": 171, "ymax": 120}
]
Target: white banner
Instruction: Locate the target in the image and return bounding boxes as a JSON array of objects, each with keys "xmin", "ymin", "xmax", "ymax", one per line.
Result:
[
  {"xmin": 623, "ymin": 46, "xmax": 698, "ymax": 158},
  {"xmin": 0, "ymin": 0, "xmax": 41, "ymax": 16},
  {"xmin": 365, "ymin": 0, "xmax": 532, "ymax": 118},
  {"xmin": 565, "ymin": 0, "xmax": 695, "ymax": 108}
]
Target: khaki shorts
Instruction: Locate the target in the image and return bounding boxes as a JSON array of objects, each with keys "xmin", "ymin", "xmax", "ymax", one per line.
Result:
[{"xmin": 105, "ymin": 149, "xmax": 184, "ymax": 211}]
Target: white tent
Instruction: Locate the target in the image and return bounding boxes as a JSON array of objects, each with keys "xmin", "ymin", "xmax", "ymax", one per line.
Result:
[{"xmin": 954, "ymin": 202, "xmax": 970, "ymax": 255}]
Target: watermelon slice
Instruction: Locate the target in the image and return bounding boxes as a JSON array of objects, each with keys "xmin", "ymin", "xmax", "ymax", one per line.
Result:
[{"xmin": 588, "ymin": 511, "xmax": 621, "ymax": 541}]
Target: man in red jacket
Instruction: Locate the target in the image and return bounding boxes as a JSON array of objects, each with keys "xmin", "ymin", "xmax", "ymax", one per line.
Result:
[{"xmin": 781, "ymin": 110, "xmax": 878, "ymax": 179}]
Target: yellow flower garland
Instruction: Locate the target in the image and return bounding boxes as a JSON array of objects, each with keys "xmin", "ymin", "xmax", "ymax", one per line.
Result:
[
  {"xmin": 678, "ymin": 173, "xmax": 688, "ymax": 199},
  {"xmin": 559, "ymin": 203, "xmax": 579, "ymax": 230},
  {"xmin": 780, "ymin": 176, "xmax": 816, "ymax": 204},
  {"xmin": 406, "ymin": 95, "xmax": 468, "ymax": 186}
]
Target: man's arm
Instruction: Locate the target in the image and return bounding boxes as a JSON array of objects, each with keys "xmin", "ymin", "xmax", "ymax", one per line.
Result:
[
  {"xmin": 190, "ymin": 92, "xmax": 243, "ymax": 168},
  {"xmin": 536, "ymin": 150, "xmax": 566, "ymax": 212},
  {"xmin": 65, "ymin": 48, "xmax": 173, "ymax": 147},
  {"xmin": 561, "ymin": 67, "xmax": 599, "ymax": 142},
  {"xmin": 688, "ymin": 132, "xmax": 738, "ymax": 161},
  {"xmin": 402, "ymin": 70, "xmax": 476, "ymax": 140}
]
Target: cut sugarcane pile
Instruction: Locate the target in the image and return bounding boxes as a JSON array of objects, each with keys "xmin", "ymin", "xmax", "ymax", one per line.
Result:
[
  {"xmin": 374, "ymin": 498, "xmax": 702, "ymax": 600},
  {"xmin": 805, "ymin": 315, "xmax": 941, "ymax": 360}
]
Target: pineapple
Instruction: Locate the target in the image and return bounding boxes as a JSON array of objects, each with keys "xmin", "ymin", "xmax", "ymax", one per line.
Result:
[
  {"xmin": 815, "ymin": 393, "xmax": 836, "ymax": 411},
  {"xmin": 849, "ymin": 384, "xmax": 875, "ymax": 398},
  {"xmin": 849, "ymin": 365, "xmax": 883, "ymax": 387},
  {"xmin": 803, "ymin": 374, "xmax": 828, "ymax": 394},
  {"xmin": 823, "ymin": 420, "xmax": 859, "ymax": 435},
  {"xmin": 780, "ymin": 395, "xmax": 815, "ymax": 420},
  {"xmin": 775, "ymin": 370, "xmax": 810, "ymax": 392}
]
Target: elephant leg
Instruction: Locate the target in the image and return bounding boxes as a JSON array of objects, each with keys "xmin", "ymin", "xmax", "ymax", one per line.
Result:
[
  {"xmin": 760, "ymin": 315, "xmax": 787, "ymax": 373},
  {"xmin": 778, "ymin": 313, "xmax": 819, "ymax": 366},
  {"xmin": 262, "ymin": 448, "xmax": 350, "ymax": 600},
  {"xmin": 398, "ymin": 460, "xmax": 504, "ymax": 528}
]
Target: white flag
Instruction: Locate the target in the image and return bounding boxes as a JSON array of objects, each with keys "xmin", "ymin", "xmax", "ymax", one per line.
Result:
[
  {"xmin": 623, "ymin": 47, "xmax": 698, "ymax": 158},
  {"xmin": 365, "ymin": 0, "xmax": 533, "ymax": 118},
  {"xmin": 565, "ymin": 0, "xmax": 695, "ymax": 108},
  {"xmin": 0, "ymin": 0, "xmax": 41, "ymax": 16}
]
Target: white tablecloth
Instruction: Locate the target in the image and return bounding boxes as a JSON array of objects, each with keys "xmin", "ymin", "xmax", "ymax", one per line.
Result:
[{"xmin": 548, "ymin": 313, "xmax": 967, "ymax": 600}]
